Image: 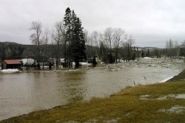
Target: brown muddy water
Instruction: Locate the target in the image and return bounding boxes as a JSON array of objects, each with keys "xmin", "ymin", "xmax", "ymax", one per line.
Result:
[{"xmin": 0, "ymin": 58, "xmax": 184, "ymax": 120}]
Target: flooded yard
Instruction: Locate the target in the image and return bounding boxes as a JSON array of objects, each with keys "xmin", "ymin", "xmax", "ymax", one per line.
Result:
[{"xmin": 0, "ymin": 58, "xmax": 184, "ymax": 120}]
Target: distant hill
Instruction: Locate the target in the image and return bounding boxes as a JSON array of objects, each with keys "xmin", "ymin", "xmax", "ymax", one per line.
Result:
[
  {"xmin": 0, "ymin": 41, "xmax": 63, "ymax": 61},
  {"xmin": 0, "ymin": 41, "xmax": 163, "ymax": 61}
]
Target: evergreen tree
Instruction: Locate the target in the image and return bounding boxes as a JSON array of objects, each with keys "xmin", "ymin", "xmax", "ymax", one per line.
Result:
[
  {"xmin": 63, "ymin": 8, "xmax": 86, "ymax": 68},
  {"xmin": 63, "ymin": 7, "xmax": 72, "ymax": 67}
]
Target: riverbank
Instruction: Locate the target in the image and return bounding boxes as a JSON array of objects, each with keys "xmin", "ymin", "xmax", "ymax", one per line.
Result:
[{"xmin": 1, "ymin": 70, "xmax": 185, "ymax": 123}]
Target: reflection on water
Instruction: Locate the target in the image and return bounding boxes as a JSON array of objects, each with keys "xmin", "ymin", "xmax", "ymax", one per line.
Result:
[
  {"xmin": 0, "ymin": 58, "xmax": 183, "ymax": 120},
  {"xmin": 62, "ymin": 71, "xmax": 86, "ymax": 102}
]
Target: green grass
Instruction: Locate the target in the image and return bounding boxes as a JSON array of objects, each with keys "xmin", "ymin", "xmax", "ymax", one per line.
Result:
[{"xmin": 1, "ymin": 75, "xmax": 185, "ymax": 122}]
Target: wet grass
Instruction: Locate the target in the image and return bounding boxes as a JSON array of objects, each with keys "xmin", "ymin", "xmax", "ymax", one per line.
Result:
[{"xmin": 1, "ymin": 75, "xmax": 185, "ymax": 122}]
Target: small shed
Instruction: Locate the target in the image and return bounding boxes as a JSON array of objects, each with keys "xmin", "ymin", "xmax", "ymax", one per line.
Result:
[{"xmin": 2, "ymin": 59, "xmax": 22, "ymax": 69}]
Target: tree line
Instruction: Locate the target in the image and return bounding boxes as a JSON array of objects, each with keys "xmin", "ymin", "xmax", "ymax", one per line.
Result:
[
  {"xmin": 30, "ymin": 7, "xmax": 86, "ymax": 68},
  {"xmin": 1, "ymin": 7, "xmax": 185, "ymax": 69},
  {"xmin": 28, "ymin": 7, "xmax": 135, "ymax": 68}
]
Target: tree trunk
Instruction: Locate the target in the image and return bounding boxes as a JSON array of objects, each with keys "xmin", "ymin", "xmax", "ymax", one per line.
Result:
[{"xmin": 75, "ymin": 57, "xmax": 80, "ymax": 68}]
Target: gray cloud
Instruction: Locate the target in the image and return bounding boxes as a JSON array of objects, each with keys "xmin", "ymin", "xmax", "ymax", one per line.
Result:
[{"xmin": 0, "ymin": 0, "xmax": 185, "ymax": 47}]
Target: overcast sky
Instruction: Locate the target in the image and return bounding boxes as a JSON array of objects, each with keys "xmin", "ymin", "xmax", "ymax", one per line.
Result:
[{"xmin": 1, "ymin": 0, "xmax": 185, "ymax": 48}]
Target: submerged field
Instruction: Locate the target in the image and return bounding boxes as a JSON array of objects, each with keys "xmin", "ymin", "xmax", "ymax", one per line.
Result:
[
  {"xmin": 0, "ymin": 57, "xmax": 182, "ymax": 121},
  {"xmin": 1, "ymin": 72, "xmax": 185, "ymax": 123}
]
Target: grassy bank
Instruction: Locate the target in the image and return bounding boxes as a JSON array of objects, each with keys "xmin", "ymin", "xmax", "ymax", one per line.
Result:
[
  {"xmin": 168, "ymin": 69, "xmax": 185, "ymax": 82},
  {"xmin": 1, "ymin": 74, "xmax": 185, "ymax": 122}
]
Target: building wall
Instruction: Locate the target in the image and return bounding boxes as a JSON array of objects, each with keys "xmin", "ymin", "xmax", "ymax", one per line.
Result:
[{"xmin": 2, "ymin": 61, "xmax": 21, "ymax": 69}]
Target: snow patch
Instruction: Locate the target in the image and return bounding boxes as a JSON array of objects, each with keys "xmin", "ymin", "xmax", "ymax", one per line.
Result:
[
  {"xmin": 160, "ymin": 76, "xmax": 174, "ymax": 83},
  {"xmin": 143, "ymin": 57, "xmax": 152, "ymax": 60},
  {"xmin": 158, "ymin": 105, "xmax": 185, "ymax": 114},
  {"xmin": 1, "ymin": 69, "xmax": 20, "ymax": 73},
  {"xmin": 140, "ymin": 95, "xmax": 151, "ymax": 100},
  {"xmin": 140, "ymin": 94, "xmax": 185, "ymax": 100},
  {"xmin": 157, "ymin": 94, "xmax": 185, "ymax": 100}
]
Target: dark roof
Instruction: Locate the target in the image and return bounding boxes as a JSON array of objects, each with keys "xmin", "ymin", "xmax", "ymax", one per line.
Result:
[{"xmin": 3, "ymin": 59, "xmax": 21, "ymax": 65}]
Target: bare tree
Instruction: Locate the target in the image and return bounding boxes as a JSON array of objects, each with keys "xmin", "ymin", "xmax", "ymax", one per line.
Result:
[
  {"xmin": 84, "ymin": 30, "xmax": 91, "ymax": 58},
  {"xmin": 90, "ymin": 31, "xmax": 99, "ymax": 57},
  {"xmin": 103, "ymin": 28, "xmax": 115, "ymax": 63},
  {"xmin": 30, "ymin": 21, "xmax": 42, "ymax": 45},
  {"xmin": 84, "ymin": 30, "xmax": 100, "ymax": 58},
  {"xmin": 52, "ymin": 22, "xmax": 65, "ymax": 68},
  {"xmin": 104, "ymin": 28, "xmax": 114, "ymax": 52},
  {"xmin": 96, "ymin": 33, "xmax": 105, "ymax": 60},
  {"xmin": 42, "ymin": 28, "xmax": 50, "ymax": 45},
  {"xmin": 180, "ymin": 40, "xmax": 185, "ymax": 56},
  {"xmin": 102, "ymin": 28, "xmax": 128, "ymax": 63},
  {"xmin": 166, "ymin": 39, "xmax": 180, "ymax": 58},
  {"xmin": 113, "ymin": 28, "xmax": 125, "ymax": 63},
  {"xmin": 30, "ymin": 21, "xmax": 42, "ymax": 64},
  {"xmin": 174, "ymin": 41, "xmax": 180, "ymax": 57},
  {"xmin": 40, "ymin": 28, "xmax": 50, "ymax": 68},
  {"xmin": 166, "ymin": 39, "xmax": 174, "ymax": 58},
  {"xmin": 123, "ymin": 34, "xmax": 135, "ymax": 61},
  {"xmin": 181, "ymin": 40, "xmax": 185, "ymax": 47},
  {"xmin": 85, "ymin": 28, "xmax": 134, "ymax": 63}
]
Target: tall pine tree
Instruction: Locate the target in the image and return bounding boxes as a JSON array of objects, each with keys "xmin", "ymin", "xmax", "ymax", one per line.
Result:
[
  {"xmin": 63, "ymin": 8, "xmax": 86, "ymax": 68},
  {"xmin": 63, "ymin": 7, "xmax": 71, "ymax": 67}
]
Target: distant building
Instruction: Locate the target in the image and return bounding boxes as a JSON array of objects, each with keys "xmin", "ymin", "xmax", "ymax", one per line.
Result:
[{"xmin": 1, "ymin": 59, "xmax": 22, "ymax": 69}]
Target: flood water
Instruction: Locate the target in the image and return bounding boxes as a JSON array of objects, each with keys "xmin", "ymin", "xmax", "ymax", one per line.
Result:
[{"xmin": 0, "ymin": 58, "xmax": 184, "ymax": 120}]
